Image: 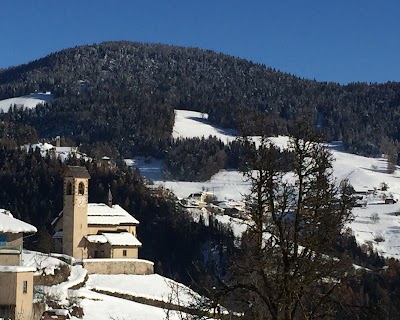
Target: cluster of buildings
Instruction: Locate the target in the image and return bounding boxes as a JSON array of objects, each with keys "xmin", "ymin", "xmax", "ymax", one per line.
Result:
[
  {"xmin": 179, "ymin": 191, "xmax": 248, "ymax": 219},
  {"xmin": 0, "ymin": 166, "xmax": 150, "ymax": 319}
]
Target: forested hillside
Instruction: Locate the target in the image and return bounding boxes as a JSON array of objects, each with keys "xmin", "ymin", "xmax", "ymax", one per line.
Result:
[
  {"xmin": 1, "ymin": 41, "xmax": 400, "ymax": 160},
  {"xmin": 0, "ymin": 146, "xmax": 233, "ymax": 283}
]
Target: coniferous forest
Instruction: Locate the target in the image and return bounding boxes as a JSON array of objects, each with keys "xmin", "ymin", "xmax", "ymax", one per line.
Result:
[{"xmin": 1, "ymin": 41, "xmax": 400, "ymax": 163}]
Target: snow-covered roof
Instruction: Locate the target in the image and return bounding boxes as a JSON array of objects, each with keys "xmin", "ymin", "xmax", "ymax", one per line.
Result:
[
  {"xmin": 0, "ymin": 266, "xmax": 36, "ymax": 273},
  {"xmin": 102, "ymin": 232, "xmax": 142, "ymax": 247},
  {"xmin": 85, "ymin": 234, "xmax": 107, "ymax": 244},
  {"xmin": 0, "ymin": 209, "xmax": 37, "ymax": 234},
  {"xmin": 87, "ymin": 204, "xmax": 139, "ymax": 226},
  {"xmin": 56, "ymin": 146, "xmax": 78, "ymax": 153}
]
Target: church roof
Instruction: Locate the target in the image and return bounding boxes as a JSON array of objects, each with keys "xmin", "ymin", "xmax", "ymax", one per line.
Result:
[
  {"xmin": 0, "ymin": 209, "xmax": 37, "ymax": 234},
  {"xmin": 85, "ymin": 232, "xmax": 142, "ymax": 247},
  {"xmin": 64, "ymin": 166, "xmax": 91, "ymax": 179},
  {"xmin": 103, "ymin": 232, "xmax": 142, "ymax": 247},
  {"xmin": 85, "ymin": 234, "xmax": 108, "ymax": 244},
  {"xmin": 87, "ymin": 204, "xmax": 139, "ymax": 226}
]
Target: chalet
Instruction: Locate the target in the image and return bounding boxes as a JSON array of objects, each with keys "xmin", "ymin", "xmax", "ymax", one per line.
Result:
[{"xmin": 52, "ymin": 166, "xmax": 142, "ymax": 260}]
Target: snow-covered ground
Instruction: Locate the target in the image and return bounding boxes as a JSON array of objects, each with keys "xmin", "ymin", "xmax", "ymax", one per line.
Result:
[
  {"xmin": 153, "ymin": 110, "xmax": 400, "ymax": 258},
  {"xmin": 22, "ymin": 250, "xmax": 66, "ymax": 275},
  {"xmin": 173, "ymin": 110, "xmax": 237, "ymax": 143},
  {"xmin": 86, "ymin": 273, "xmax": 199, "ymax": 307},
  {"xmin": 28, "ymin": 251, "xmax": 201, "ymax": 320},
  {"xmin": 78, "ymin": 288, "xmax": 191, "ymax": 320},
  {"xmin": 0, "ymin": 92, "xmax": 53, "ymax": 112}
]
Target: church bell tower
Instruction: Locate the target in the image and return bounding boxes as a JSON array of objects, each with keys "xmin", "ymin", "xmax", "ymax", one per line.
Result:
[{"xmin": 63, "ymin": 166, "xmax": 90, "ymax": 259}]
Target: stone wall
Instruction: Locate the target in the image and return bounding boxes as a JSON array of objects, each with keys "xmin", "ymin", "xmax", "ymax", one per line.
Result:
[{"xmin": 82, "ymin": 258, "xmax": 154, "ymax": 275}]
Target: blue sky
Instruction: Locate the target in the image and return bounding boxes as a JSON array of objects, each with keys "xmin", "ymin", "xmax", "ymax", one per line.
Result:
[{"xmin": 0, "ymin": 1, "xmax": 398, "ymax": 84}]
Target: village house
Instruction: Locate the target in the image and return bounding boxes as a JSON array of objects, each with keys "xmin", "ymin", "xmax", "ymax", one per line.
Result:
[
  {"xmin": 0, "ymin": 209, "xmax": 37, "ymax": 320},
  {"xmin": 0, "ymin": 209, "xmax": 37, "ymax": 266},
  {"xmin": 52, "ymin": 166, "xmax": 142, "ymax": 261}
]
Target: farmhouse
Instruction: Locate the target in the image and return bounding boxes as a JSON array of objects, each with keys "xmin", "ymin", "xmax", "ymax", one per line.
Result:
[{"xmin": 52, "ymin": 166, "xmax": 142, "ymax": 261}]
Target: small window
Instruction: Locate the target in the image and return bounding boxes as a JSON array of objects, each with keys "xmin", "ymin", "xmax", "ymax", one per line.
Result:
[
  {"xmin": 78, "ymin": 182, "xmax": 85, "ymax": 195},
  {"xmin": 0, "ymin": 234, "xmax": 6, "ymax": 246},
  {"xmin": 66, "ymin": 182, "xmax": 73, "ymax": 195},
  {"xmin": 22, "ymin": 280, "xmax": 27, "ymax": 294},
  {"xmin": 123, "ymin": 250, "xmax": 127, "ymax": 257}
]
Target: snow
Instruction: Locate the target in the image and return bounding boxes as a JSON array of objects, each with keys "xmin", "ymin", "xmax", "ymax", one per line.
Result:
[
  {"xmin": 85, "ymin": 235, "xmax": 107, "ymax": 244},
  {"xmin": 24, "ymin": 143, "xmax": 80, "ymax": 161},
  {"xmin": 214, "ymin": 215, "xmax": 249, "ymax": 238},
  {"xmin": 86, "ymin": 274, "xmax": 199, "ymax": 307},
  {"xmin": 78, "ymin": 289, "xmax": 191, "ymax": 320},
  {"xmin": 0, "ymin": 209, "xmax": 37, "ymax": 233},
  {"xmin": 22, "ymin": 250, "xmax": 66, "ymax": 275},
  {"xmin": 158, "ymin": 169, "xmax": 249, "ymax": 201},
  {"xmin": 24, "ymin": 251, "xmax": 201, "ymax": 320},
  {"xmin": 173, "ymin": 109, "xmax": 238, "ymax": 143},
  {"xmin": 156, "ymin": 110, "xmax": 400, "ymax": 258},
  {"xmin": 87, "ymin": 204, "xmax": 139, "ymax": 225},
  {"xmin": 38, "ymin": 265, "xmax": 87, "ymax": 305},
  {"xmin": 64, "ymin": 265, "xmax": 87, "ymax": 290},
  {"xmin": 0, "ymin": 92, "xmax": 53, "ymax": 112},
  {"xmin": 102, "ymin": 232, "xmax": 142, "ymax": 247}
]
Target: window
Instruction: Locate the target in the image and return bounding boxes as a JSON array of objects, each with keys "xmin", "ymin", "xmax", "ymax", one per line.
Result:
[
  {"xmin": 123, "ymin": 250, "xmax": 127, "ymax": 257},
  {"xmin": 78, "ymin": 182, "xmax": 85, "ymax": 195},
  {"xmin": 22, "ymin": 281, "xmax": 27, "ymax": 294},
  {"xmin": 66, "ymin": 182, "xmax": 73, "ymax": 195},
  {"xmin": 0, "ymin": 234, "xmax": 6, "ymax": 246}
]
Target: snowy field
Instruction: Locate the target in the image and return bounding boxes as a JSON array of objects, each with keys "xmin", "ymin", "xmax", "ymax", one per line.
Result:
[
  {"xmin": 86, "ymin": 273, "xmax": 199, "ymax": 306},
  {"xmin": 172, "ymin": 110, "xmax": 238, "ymax": 143},
  {"xmin": 154, "ymin": 110, "xmax": 400, "ymax": 258},
  {"xmin": 0, "ymin": 92, "xmax": 53, "ymax": 112},
  {"xmin": 24, "ymin": 252, "xmax": 201, "ymax": 320}
]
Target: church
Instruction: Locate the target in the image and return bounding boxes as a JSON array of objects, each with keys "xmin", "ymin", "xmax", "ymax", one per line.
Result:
[{"xmin": 52, "ymin": 166, "xmax": 142, "ymax": 261}]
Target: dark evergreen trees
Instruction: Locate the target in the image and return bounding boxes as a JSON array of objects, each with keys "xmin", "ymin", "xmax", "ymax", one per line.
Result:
[{"xmin": 1, "ymin": 41, "xmax": 400, "ymax": 162}]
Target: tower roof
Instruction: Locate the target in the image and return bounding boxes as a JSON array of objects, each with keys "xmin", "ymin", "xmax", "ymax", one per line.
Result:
[{"xmin": 64, "ymin": 166, "xmax": 91, "ymax": 179}]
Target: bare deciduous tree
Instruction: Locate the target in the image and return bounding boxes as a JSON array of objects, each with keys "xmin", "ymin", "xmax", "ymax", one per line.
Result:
[{"xmin": 217, "ymin": 126, "xmax": 354, "ymax": 320}]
